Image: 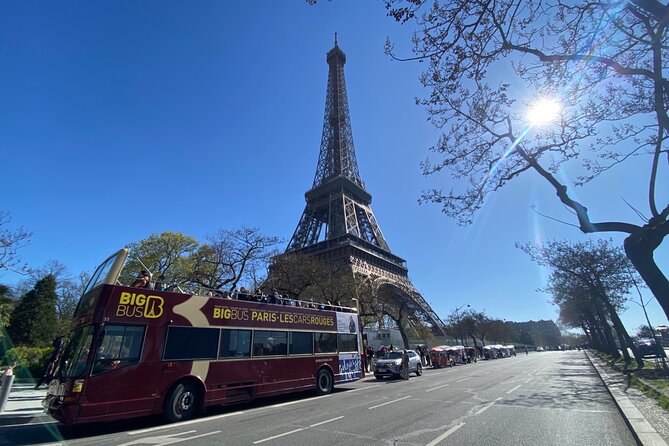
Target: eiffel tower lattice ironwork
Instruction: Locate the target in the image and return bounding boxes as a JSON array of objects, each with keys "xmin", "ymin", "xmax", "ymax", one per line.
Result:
[{"xmin": 286, "ymin": 39, "xmax": 446, "ymax": 336}]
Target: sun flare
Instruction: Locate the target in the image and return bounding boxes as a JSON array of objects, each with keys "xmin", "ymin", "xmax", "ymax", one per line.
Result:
[{"xmin": 527, "ymin": 99, "xmax": 561, "ymax": 125}]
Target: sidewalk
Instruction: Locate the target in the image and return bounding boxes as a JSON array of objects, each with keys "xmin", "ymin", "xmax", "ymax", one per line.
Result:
[
  {"xmin": 586, "ymin": 351, "xmax": 669, "ymax": 446},
  {"xmin": 0, "ymin": 382, "xmax": 54, "ymax": 426}
]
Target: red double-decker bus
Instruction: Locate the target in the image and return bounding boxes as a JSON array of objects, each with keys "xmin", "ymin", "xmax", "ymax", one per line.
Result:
[{"xmin": 43, "ymin": 248, "xmax": 363, "ymax": 424}]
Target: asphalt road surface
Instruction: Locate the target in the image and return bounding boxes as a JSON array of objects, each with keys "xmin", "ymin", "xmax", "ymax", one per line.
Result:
[{"xmin": 0, "ymin": 351, "xmax": 637, "ymax": 446}]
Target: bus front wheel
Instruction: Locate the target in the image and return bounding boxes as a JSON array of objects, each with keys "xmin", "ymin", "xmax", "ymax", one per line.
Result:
[
  {"xmin": 315, "ymin": 369, "xmax": 333, "ymax": 395},
  {"xmin": 164, "ymin": 382, "xmax": 199, "ymax": 422}
]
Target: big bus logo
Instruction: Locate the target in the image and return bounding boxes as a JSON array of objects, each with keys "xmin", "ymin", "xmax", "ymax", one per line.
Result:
[{"xmin": 117, "ymin": 292, "xmax": 164, "ymax": 319}]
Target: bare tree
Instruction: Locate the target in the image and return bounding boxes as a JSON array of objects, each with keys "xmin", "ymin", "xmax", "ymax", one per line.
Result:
[
  {"xmin": 0, "ymin": 211, "xmax": 32, "ymax": 273},
  {"xmin": 385, "ymin": 0, "xmax": 669, "ymax": 319},
  {"xmin": 191, "ymin": 227, "xmax": 282, "ymax": 292}
]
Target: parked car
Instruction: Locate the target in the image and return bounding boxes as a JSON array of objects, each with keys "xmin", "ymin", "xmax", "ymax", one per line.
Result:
[
  {"xmin": 635, "ymin": 338, "xmax": 667, "ymax": 358},
  {"xmin": 374, "ymin": 350, "xmax": 423, "ymax": 379}
]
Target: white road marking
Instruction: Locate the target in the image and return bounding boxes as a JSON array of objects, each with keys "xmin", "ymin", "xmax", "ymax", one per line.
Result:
[
  {"xmin": 506, "ymin": 385, "xmax": 522, "ymax": 394},
  {"xmin": 127, "ymin": 412, "xmax": 244, "ymax": 435},
  {"xmin": 310, "ymin": 416, "xmax": 344, "ymax": 427},
  {"xmin": 345, "ymin": 384, "xmax": 380, "ymax": 392},
  {"xmin": 368, "ymin": 395, "xmax": 412, "ymax": 409},
  {"xmin": 118, "ymin": 430, "xmax": 220, "ymax": 446},
  {"xmin": 425, "ymin": 422, "xmax": 465, "ymax": 446},
  {"xmin": 456, "ymin": 377, "xmax": 471, "ymax": 383},
  {"xmin": 475, "ymin": 397, "xmax": 502, "ymax": 415},
  {"xmin": 253, "ymin": 428, "xmax": 305, "ymax": 444},
  {"xmin": 525, "ymin": 377, "xmax": 533, "ymax": 383},
  {"xmin": 425, "ymin": 383, "xmax": 450, "ymax": 392},
  {"xmin": 252, "ymin": 416, "xmax": 345, "ymax": 444},
  {"xmin": 268, "ymin": 394, "xmax": 330, "ymax": 409}
]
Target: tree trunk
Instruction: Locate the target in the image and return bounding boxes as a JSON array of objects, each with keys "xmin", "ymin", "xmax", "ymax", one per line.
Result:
[
  {"xmin": 624, "ymin": 229, "xmax": 669, "ymax": 320},
  {"xmin": 580, "ymin": 324, "xmax": 592, "ymax": 344},
  {"xmin": 593, "ymin": 304, "xmax": 619, "ymax": 358},
  {"xmin": 613, "ymin": 325, "xmax": 632, "ymax": 365},
  {"xmin": 599, "ymin": 293, "xmax": 644, "ymax": 369}
]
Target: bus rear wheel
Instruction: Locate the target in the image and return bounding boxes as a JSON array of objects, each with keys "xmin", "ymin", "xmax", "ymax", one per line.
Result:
[
  {"xmin": 315, "ymin": 369, "xmax": 333, "ymax": 395},
  {"xmin": 164, "ymin": 382, "xmax": 199, "ymax": 422}
]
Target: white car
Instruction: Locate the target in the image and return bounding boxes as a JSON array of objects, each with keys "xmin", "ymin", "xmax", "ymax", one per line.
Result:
[{"xmin": 374, "ymin": 350, "xmax": 422, "ymax": 379}]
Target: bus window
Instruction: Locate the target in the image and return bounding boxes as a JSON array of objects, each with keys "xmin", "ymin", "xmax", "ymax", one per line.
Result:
[
  {"xmin": 92, "ymin": 325, "xmax": 145, "ymax": 374},
  {"xmin": 338, "ymin": 333, "xmax": 358, "ymax": 353},
  {"xmin": 219, "ymin": 329, "xmax": 252, "ymax": 358},
  {"xmin": 61, "ymin": 325, "xmax": 95, "ymax": 378},
  {"xmin": 289, "ymin": 332, "xmax": 313, "ymax": 355},
  {"xmin": 314, "ymin": 332, "xmax": 337, "ymax": 353},
  {"xmin": 253, "ymin": 331, "xmax": 287, "ymax": 356},
  {"xmin": 164, "ymin": 327, "xmax": 219, "ymax": 360}
]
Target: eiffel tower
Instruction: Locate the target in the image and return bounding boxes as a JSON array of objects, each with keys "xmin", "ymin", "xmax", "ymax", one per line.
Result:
[{"xmin": 283, "ymin": 38, "xmax": 446, "ymax": 337}]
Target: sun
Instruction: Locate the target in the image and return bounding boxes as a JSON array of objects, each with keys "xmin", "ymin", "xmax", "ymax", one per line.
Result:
[{"xmin": 527, "ymin": 98, "xmax": 562, "ymax": 125}]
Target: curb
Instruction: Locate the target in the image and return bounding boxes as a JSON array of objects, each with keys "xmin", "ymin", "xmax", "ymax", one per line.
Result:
[
  {"xmin": 0, "ymin": 413, "xmax": 54, "ymax": 426},
  {"xmin": 585, "ymin": 351, "xmax": 668, "ymax": 446}
]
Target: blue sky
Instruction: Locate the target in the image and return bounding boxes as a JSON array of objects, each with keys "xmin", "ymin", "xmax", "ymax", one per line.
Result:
[{"xmin": 1, "ymin": 1, "xmax": 667, "ymax": 333}]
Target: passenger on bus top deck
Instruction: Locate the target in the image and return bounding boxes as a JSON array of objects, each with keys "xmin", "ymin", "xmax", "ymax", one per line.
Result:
[
  {"xmin": 154, "ymin": 275, "xmax": 166, "ymax": 292},
  {"xmin": 131, "ymin": 270, "xmax": 151, "ymax": 288}
]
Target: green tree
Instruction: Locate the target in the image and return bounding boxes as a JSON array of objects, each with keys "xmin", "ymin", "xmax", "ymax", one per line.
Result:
[
  {"xmin": 0, "ymin": 284, "xmax": 16, "ymax": 358},
  {"xmin": 8, "ymin": 275, "xmax": 58, "ymax": 347},
  {"xmin": 0, "ymin": 284, "xmax": 14, "ymax": 329},
  {"xmin": 123, "ymin": 231, "xmax": 200, "ymax": 288},
  {"xmin": 385, "ymin": 0, "xmax": 669, "ymax": 320},
  {"xmin": 17, "ymin": 261, "xmax": 89, "ymax": 337}
]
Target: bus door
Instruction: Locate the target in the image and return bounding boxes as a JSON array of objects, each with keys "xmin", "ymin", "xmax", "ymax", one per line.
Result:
[{"xmin": 81, "ymin": 324, "xmax": 156, "ymax": 419}]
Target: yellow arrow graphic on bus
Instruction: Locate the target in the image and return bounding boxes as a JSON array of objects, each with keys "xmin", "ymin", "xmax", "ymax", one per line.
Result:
[{"xmin": 173, "ymin": 295, "xmax": 211, "ymax": 380}]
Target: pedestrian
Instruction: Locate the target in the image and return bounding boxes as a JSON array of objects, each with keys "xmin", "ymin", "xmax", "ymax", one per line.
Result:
[
  {"xmin": 34, "ymin": 337, "xmax": 64, "ymax": 389},
  {"xmin": 366, "ymin": 345, "xmax": 374, "ymax": 372},
  {"xmin": 154, "ymin": 274, "xmax": 167, "ymax": 292},
  {"xmin": 401, "ymin": 349, "xmax": 410, "ymax": 380}
]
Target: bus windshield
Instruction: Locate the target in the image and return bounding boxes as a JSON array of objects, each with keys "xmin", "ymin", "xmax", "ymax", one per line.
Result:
[
  {"xmin": 75, "ymin": 249, "xmax": 128, "ymax": 318},
  {"xmin": 83, "ymin": 250, "xmax": 125, "ymax": 295},
  {"xmin": 60, "ymin": 325, "xmax": 95, "ymax": 378}
]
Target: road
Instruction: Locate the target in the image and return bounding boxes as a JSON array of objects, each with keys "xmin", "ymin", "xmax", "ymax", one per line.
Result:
[{"xmin": 0, "ymin": 351, "xmax": 637, "ymax": 446}]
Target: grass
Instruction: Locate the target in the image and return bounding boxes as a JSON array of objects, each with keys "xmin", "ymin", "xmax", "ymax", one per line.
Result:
[
  {"xmin": 590, "ymin": 349, "xmax": 669, "ymax": 410},
  {"xmin": 630, "ymin": 375, "xmax": 669, "ymax": 411}
]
